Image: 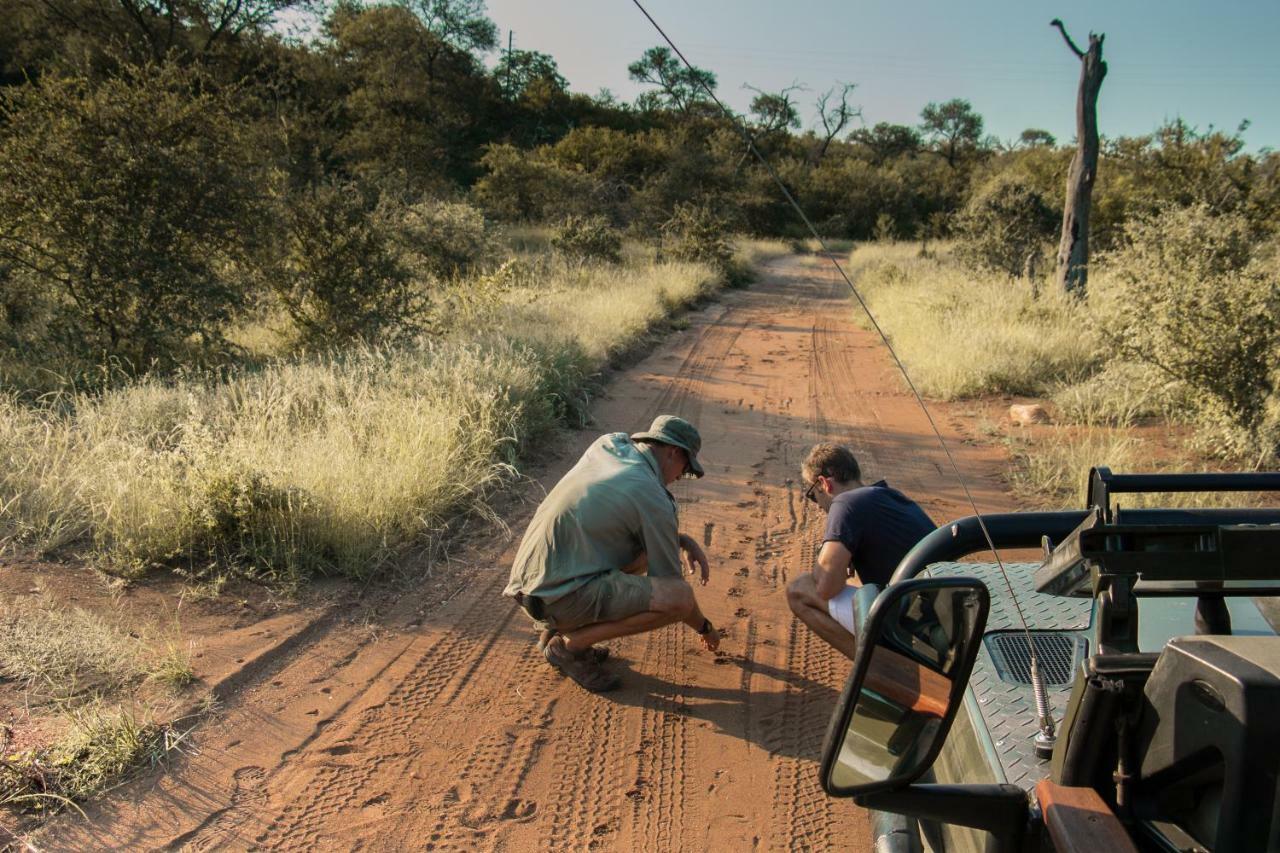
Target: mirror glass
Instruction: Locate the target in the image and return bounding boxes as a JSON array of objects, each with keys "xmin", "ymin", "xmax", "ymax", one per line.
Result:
[{"xmin": 829, "ymin": 585, "xmax": 985, "ymax": 790}]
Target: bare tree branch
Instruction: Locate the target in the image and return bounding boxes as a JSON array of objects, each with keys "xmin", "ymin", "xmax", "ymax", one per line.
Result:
[
  {"xmin": 813, "ymin": 82, "xmax": 860, "ymax": 164},
  {"xmin": 1050, "ymin": 18, "xmax": 1085, "ymax": 59}
]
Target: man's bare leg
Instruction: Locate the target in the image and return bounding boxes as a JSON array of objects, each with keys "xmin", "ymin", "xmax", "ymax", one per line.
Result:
[
  {"xmin": 561, "ymin": 577, "xmax": 714, "ymax": 652},
  {"xmin": 786, "ymin": 574, "xmax": 857, "ymax": 660},
  {"xmin": 620, "ymin": 552, "xmax": 648, "ymax": 575}
]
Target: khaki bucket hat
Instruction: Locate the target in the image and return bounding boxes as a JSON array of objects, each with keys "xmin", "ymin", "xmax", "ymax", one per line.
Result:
[{"xmin": 632, "ymin": 415, "xmax": 705, "ymax": 478}]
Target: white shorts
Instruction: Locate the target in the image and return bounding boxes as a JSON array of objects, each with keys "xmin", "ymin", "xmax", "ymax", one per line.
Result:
[{"xmin": 827, "ymin": 586, "xmax": 857, "ymax": 635}]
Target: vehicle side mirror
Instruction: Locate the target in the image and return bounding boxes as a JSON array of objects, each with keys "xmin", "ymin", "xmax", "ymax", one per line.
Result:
[{"xmin": 820, "ymin": 578, "xmax": 989, "ymax": 797}]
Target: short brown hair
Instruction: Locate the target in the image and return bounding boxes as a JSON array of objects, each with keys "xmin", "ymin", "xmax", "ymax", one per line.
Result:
[{"xmin": 802, "ymin": 443, "xmax": 861, "ymax": 485}]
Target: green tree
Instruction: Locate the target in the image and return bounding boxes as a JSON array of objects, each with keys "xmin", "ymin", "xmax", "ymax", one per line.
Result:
[
  {"xmin": 409, "ymin": 0, "xmax": 498, "ymax": 55},
  {"xmin": 0, "ymin": 64, "xmax": 263, "ymax": 370},
  {"xmin": 1019, "ymin": 128, "xmax": 1056, "ymax": 148},
  {"xmin": 496, "ymin": 49, "xmax": 566, "ymax": 99},
  {"xmin": 954, "ymin": 174, "xmax": 1058, "ymax": 278},
  {"xmin": 849, "ymin": 122, "xmax": 922, "ymax": 165},
  {"xmin": 920, "ymin": 98, "xmax": 984, "ymax": 168},
  {"xmin": 628, "ymin": 46, "xmax": 716, "ymax": 115},
  {"xmin": 0, "ymin": 0, "xmax": 302, "ymax": 69},
  {"xmin": 326, "ymin": 2, "xmax": 493, "ymax": 190},
  {"xmin": 471, "ymin": 143, "xmax": 603, "ymax": 221},
  {"xmin": 275, "ymin": 182, "xmax": 418, "ymax": 348}
]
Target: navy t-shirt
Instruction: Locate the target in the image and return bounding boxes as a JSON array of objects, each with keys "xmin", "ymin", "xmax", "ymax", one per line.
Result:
[{"xmin": 823, "ymin": 480, "xmax": 936, "ymax": 585}]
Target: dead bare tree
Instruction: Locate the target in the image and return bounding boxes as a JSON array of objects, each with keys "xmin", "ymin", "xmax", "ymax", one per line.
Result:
[
  {"xmin": 812, "ymin": 82, "xmax": 860, "ymax": 165},
  {"xmin": 1051, "ymin": 18, "xmax": 1107, "ymax": 297}
]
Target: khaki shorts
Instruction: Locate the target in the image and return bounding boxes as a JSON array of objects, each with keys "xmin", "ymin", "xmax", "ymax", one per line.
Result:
[{"xmin": 538, "ymin": 571, "xmax": 654, "ymax": 632}]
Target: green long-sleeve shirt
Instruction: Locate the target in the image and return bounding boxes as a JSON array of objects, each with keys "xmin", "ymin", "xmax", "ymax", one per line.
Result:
[{"xmin": 505, "ymin": 433, "xmax": 682, "ymax": 602}]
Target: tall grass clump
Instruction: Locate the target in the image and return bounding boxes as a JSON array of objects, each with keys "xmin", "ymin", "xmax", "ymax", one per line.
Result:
[{"xmin": 847, "ymin": 242, "xmax": 1101, "ymax": 398}]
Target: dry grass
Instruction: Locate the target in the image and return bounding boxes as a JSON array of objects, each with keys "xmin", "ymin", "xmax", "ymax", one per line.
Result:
[
  {"xmin": 845, "ymin": 242, "xmax": 1101, "ymax": 399},
  {"xmin": 0, "ymin": 601, "xmax": 193, "ymax": 698},
  {"xmin": 0, "ymin": 248, "xmax": 728, "ymax": 585},
  {"xmin": 0, "ymin": 603, "xmax": 196, "ymax": 819},
  {"xmin": 0, "ymin": 603, "xmax": 148, "ymax": 696},
  {"xmin": 1004, "ymin": 428, "xmax": 1271, "ymax": 510}
]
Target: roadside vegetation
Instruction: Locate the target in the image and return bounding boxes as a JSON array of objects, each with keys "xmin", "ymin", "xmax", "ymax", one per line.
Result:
[
  {"xmin": 848, "ymin": 199, "xmax": 1280, "ymax": 506},
  {"xmin": 0, "ymin": 234, "xmax": 776, "ymax": 588},
  {"xmin": 0, "ymin": 599, "xmax": 196, "ymax": 815}
]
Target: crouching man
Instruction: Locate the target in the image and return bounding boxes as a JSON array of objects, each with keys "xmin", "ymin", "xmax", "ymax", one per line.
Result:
[
  {"xmin": 786, "ymin": 443, "xmax": 935, "ymax": 660},
  {"xmin": 504, "ymin": 415, "xmax": 719, "ymax": 693}
]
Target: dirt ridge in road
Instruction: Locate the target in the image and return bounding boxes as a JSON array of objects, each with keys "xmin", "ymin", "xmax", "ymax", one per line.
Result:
[{"xmin": 41, "ymin": 254, "xmax": 1017, "ymax": 852}]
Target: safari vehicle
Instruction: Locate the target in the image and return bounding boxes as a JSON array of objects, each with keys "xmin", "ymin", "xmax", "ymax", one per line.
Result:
[{"xmin": 820, "ymin": 468, "xmax": 1280, "ymax": 853}]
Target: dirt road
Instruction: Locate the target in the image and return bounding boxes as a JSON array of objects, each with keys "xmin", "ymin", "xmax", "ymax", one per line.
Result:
[{"xmin": 44, "ymin": 254, "xmax": 1016, "ymax": 851}]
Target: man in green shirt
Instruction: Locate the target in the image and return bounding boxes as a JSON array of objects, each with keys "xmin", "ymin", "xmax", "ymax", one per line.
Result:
[{"xmin": 505, "ymin": 415, "xmax": 719, "ymax": 692}]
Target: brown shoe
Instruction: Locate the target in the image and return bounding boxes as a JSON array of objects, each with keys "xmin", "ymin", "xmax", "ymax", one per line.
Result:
[
  {"xmin": 543, "ymin": 636, "xmax": 620, "ymax": 692},
  {"xmin": 537, "ymin": 628, "xmax": 608, "ymax": 663}
]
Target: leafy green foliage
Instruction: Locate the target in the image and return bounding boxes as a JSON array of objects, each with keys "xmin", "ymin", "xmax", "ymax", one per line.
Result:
[
  {"xmin": 552, "ymin": 216, "xmax": 623, "ymax": 264},
  {"xmin": 954, "ymin": 174, "xmax": 1058, "ymax": 277},
  {"xmin": 471, "ymin": 144, "xmax": 603, "ymax": 221},
  {"xmin": 661, "ymin": 203, "xmax": 734, "ymax": 275},
  {"xmin": 0, "ymin": 64, "xmax": 263, "ymax": 372},
  {"xmin": 496, "ymin": 49, "xmax": 567, "ymax": 99},
  {"xmin": 920, "ymin": 99, "xmax": 984, "ymax": 167},
  {"xmin": 397, "ymin": 198, "xmax": 490, "ymax": 280},
  {"xmin": 273, "ymin": 183, "xmax": 418, "ymax": 349},
  {"xmin": 1093, "ymin": 205, "xmax": 1280, "ymax": 456},
  {"xmin": 628, "ymin": 46, "xmax": 717, "ymax": 115}
]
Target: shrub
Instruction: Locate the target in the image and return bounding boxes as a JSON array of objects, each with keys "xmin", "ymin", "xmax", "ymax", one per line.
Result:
[
  {"xmin": 397, "ymin": 198, "xmax": 489, "ymax": 281},
  {"xmin": 274, "ymin": 183, "xmax": 419, "ymax": 349},
  {"xmin": 1091, "ymin": 204, "xmax": 1280, "ymax": 457},
  {"xmin": 660, "ymin": 203, "xmax": 734, "ymax": 276},
  {"xmin": 954, "ymin": 174, "xmax": 1058, "ymax": 278},
  {"xmin": 873, "ymin": 212, "xmax": 897, "ymax": 242},
  {"xmin": 0, "ymin": 64, "xmax": 263, "ymax": 373},
  {"xmin": 551, "ymin": 215, "xmax": 623, "ymax": 264},
  {"xmin": 471, "ymin": 143, "xmax": 603, "ymax": 221}
]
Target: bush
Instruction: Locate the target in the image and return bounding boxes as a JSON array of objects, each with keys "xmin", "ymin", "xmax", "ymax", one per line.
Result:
[
  {"xmin": 274, "ymin": 183, "xmax": 419, "ymax": 349},
  {"xmin": 397, "ymin": 198, "xmax": 489, "ymax": 281},
  {"xmin": 551, "ymin": 215, "xmax": 623, "ymax": 264},
  {"xmin": 660, "ymin": 202, "xmax": 734, "ymax": 276},
  {"xmin": 471, "ymin": 143, "xmax": 603, "ymax": 221},
  {"xmin": 1092, "ymin": 204, "xmax": 1280, "ymax": 458},
  {"xmin": 954, "ymin": 175, "xmax": 1058, "ymax": 278},
  {"xmin": 0, "ymin": 64, "xmax": 263, "ymax": 373}
]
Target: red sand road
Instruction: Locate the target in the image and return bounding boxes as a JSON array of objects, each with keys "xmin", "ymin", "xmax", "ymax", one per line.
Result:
[{"xmin": 42, "ymin": 254, "xmax": 1017, "ymax": 851}]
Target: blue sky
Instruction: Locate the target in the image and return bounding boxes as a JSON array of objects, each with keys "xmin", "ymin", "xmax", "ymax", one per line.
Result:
[{"xmin": 483, "ymin": 0, "xmax": 1279, "ymax": 150}]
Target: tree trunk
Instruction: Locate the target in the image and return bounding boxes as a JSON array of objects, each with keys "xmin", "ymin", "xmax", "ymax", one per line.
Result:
[{"xmin": 1052, "ymin": 21, "xmax": 1107, "ymax": 297}]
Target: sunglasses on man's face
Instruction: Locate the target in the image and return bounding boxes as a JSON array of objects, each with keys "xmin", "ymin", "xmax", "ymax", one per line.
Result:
[{"xmin": 804, "ymin": 477, "xmax": 821, "ymax": 503}]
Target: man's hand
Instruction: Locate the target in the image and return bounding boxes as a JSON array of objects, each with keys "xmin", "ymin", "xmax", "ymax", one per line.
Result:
[
  {"xmin": 678, "ymin": 533, "xmax": 710, "ymax": 586},
  {"xmin": 698, "ymin": 619, "xmax": 720, "ymax": 652}
]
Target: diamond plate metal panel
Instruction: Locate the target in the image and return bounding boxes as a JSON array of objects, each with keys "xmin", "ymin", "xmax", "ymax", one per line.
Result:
[
  {"xmin": 923, "ymin": 562, "xmax": 1092, "ymax": 790},
  {"xmin": 924, "ymin": 562, "xmax": 1092, "ymax": 631}
]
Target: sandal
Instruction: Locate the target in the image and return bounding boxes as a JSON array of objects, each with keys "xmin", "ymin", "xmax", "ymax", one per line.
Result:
[{"xmin": 543, "ymin": 636, "xmax": 621, "ymax": 693}]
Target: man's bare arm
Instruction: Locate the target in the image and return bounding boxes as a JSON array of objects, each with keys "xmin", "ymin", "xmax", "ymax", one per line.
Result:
[
  {"xmin": 813, "ymin": 540, "xmax": 853, "ymax": 600},
  {"xmin": 677, "ymin": 532, "xmax": 710, "ymax": 585}
]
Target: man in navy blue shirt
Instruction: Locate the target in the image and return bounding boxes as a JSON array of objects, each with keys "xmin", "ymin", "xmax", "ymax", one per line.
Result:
[{"xmin": 786, "ymin": 443, "xmax": 935, "ymax": 660}]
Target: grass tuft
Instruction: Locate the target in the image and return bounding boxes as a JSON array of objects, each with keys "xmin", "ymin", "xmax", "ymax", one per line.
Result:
[{"xmin": 0, "ymin": 603, "xmax": 147, "ymax": 696}]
